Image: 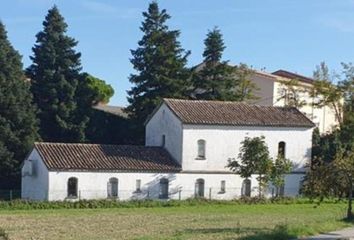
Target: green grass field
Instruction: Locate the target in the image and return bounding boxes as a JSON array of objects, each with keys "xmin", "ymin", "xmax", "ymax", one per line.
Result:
[{"xmin": 0, "ymin": 203, "xmax": 351, "ymax": 240}]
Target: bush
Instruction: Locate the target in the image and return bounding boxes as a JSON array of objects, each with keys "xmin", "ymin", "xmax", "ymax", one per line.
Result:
[{"xmin": 0, "ymin": 197, "xmax": 345, "ymax": 211}]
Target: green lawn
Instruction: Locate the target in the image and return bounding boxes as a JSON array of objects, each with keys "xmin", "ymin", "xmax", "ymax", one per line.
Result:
[{"xmin": 0, "ymin": 203, "xmax": 351, "ymax": 240}]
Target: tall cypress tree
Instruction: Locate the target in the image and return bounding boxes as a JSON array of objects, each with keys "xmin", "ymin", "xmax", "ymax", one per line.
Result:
[
  {"xmin": 0, "ymin": 22, "xmax": 38, "ymax": 188},
  {"xmin": 192, "ymin": 28, "xmax": 257, "ymax": 101},
  {"xmin": 192, "ymin": 27, "xmax": 234, "ymax": 100},
  {"xmin": 127, "ymin": 1, "xmax": 190, "ymax": 134},
  {"xmin": 27, "ymin": 6, "xmax": 87, "ymax": 142}
]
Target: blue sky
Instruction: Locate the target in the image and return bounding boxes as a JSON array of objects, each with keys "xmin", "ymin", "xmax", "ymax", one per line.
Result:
[{"xmin": 1, "ymin": 0, "xmax": 354, "ymax": 106}]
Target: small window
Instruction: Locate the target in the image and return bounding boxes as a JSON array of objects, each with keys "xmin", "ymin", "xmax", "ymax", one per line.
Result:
[
  {"xmin": 278, "ymin": 141, "xmax": 286, "ymax": 158},
  {"xmin": 195, "ymin": 178, "xmax": 205, "ymax": 198},
  {"xmin": 220, "ymin": 180, "xmax": 226, "ymax": 193},
  {"xmin": 28, "ymin": 160, "xmax": 33, "ymax": 176},
  {"xmin": 197, "ymin": 139, "xmax": 206, "ymax": 159},
  {"xmin": 159, "ymin": 178, "xmax": 169, "ymax": 199},
  {"xmin": 107, "ymin": 178, "xmax": 118, "ymax": 198},
  {"xmin": 136, "ymin": 179, "xmax": 141, "ymax": 192},
  {"xmin": 162, "ymin": 135, "xmax": 166, "ymax": 147},
  {"xmin": 67, "ymin": 177, "xmax": 78, "ymax": 198},
  {"xmin": 241, "ymin": 179, "xmax": 251, "ymax": 197}
]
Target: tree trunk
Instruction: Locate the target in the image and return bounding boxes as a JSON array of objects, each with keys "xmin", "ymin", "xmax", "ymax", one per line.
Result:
[{"xmin": 347, "ymin": 177, "xmax": 353, "ymax": 220}]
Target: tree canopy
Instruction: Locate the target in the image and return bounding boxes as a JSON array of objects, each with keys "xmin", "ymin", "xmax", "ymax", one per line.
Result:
[
  {"xmin": 228, "ymin": 136, "xmax": 290, "ymax": 197},
  {"xmin": 27, "ymin": 6, "xmax": 88, "ymax": 143},
  {"xmin": 126, "ymin": 1, "xmax": 190, "ymax": 139},
  {"xmin": 0, "ymin": 22, "xmax": 39, "ymax": 188}
]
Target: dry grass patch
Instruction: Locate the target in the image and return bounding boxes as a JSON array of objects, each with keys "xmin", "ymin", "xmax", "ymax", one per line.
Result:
[{"xmin": 0, "ymin": 203, "xmax": 351, "ymax": 240}]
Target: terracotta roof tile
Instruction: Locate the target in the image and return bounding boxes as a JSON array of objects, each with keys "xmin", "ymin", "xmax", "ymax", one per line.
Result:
[
  {"xmin": 34, "ymin": 143, "xmax": 181, "ymax": 172},
  {"xmin": 163, "ymin": 99, "xmax": 315, "ymax": 128}
]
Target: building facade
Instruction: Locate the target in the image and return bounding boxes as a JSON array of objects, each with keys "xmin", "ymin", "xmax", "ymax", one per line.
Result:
[
  {"xmin": 250, "ymin": 69, "xmax": 339, "ymax": 134},
  {"xmin": 22, "ymin": 99, "xmax": 314, "ymax": 201}
]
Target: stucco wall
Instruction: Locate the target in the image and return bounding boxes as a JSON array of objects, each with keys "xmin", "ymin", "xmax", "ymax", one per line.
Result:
[
  {"xmin": 182, "ymin": 125, "xmax": 312, "ymax": 173},
  {"xmin": 21, "ymin": 149, "xmax": 49, "ymax": 200},
  {"xmin": 249, "ymin": 73, "xmax": 275, "ymax": 106},
  {"xmin": 250, "ymin": 72, "xmax": 339, "ymax": 134},
  {"xmin": 273, "ymin": 80, "xmax": 338, "ymax": 134},
  {"xmin": 46, "ymin": 171, "xmax": 303, "ymax": 201},
  {"xmin": 145, "ymin": 103, "xmax": 183, "ymax": 163}
]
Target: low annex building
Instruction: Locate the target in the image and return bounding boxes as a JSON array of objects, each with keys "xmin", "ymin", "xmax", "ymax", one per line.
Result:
[{"xmin": 22, "ymin": 98, "xmax": 315, "ymax": 201}]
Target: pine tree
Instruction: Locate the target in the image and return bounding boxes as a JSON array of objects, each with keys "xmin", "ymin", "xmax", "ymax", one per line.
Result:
[
  {"xmin": 127, "ymin": 1, "xmax": 190, "ymax": 136},
  {"xmin": 192, "ymin": 27, "xmax": 235, "ymax": 100},
  {"xmin": 192, "ymin": 28, "xmax": 257, "ymax": 101},
  {"xmin": 0, "ymin": 22, "xmax": 38, "ymax": 188},
  {"xmin": 27, "ymin": 6, "xmax": 87, "ymax": 142}
]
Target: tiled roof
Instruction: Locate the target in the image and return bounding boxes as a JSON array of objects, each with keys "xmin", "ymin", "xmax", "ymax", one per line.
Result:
[
  {"xmin": 272, "ymin": 70, "xmax": 314, "ymax": 84},
  {"xmin": 34, "ymin": 143, "xmax": 181, "ymax": 172},
  {"xmin": 163, "ymin": 99, "xmax": 315, "ymax": 128},
  {"xmin": 92, "ymin": 104, "xmax": 129, "ymax": 118}
]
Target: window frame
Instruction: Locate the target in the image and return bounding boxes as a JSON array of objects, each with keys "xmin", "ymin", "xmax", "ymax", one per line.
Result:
[
  {"xmin": 195, "ymin": 178, "xmax": 205, "ymax": 198},
  {"xmin": 220, "ymin": 180, "xmax": 226, "ymax": 194},
  {"xmin": 107, "ymin": 177, "xmax": 119, "ymax": 198},
  {"xmin": 159, "ymin": 178, "xmax": 169, "ymax": 199},
  {"xmin": 67, "ymin": 177, "xmax": 78, "ymax": 199},
  {"xmin": 196, "ymin": 139, "xmax": 206, "ymax": 160},
  {"xmin": 135, "ymin": 179, "xmax": 142, "ymax": 193},
  {"xmin": 278, "ymin": 141, "xmax": 286, "ymax": 158},
  {"xmin": 241, "ymin": 179, "xmax": 251, "ymax": 197}
]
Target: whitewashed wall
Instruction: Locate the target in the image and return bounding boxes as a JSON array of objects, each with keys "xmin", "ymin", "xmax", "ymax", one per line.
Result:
[
  {"xmin": 21, "ymin": 149, "xmax": 49, "ymax": 200},
  {"xmin": 182, "ymin": 125, "xmax": 312, "ymax": 173},
  {"xmin": 146, "ymin": 103, "xmax": 183, "ymax": 163},
  {"xmin": 47, "ymin": 170, "xmax": 303, "ymax": 201},
  {"xmin": 21, "ymin": 153, "xmax": 304, "ymax": 201}
]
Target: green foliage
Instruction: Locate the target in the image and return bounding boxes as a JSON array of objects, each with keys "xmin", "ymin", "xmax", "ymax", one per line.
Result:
[
  {"xmin": 303, "ymin": 146, "xmax": 354, "ymax": 219},
  {"xmin": 77, "ymin": 73, "xmax": 114, "ymax": 106},
  {"xmin": 312, "ymin": 62, "xmax": 344, "ymax": 124},
  {"xmin": 191, "ymin": 28, "xmax": 257, "ymax": 101},
  {"xmin": 86, "ymin": 109, "xmax": 135, "ymax": 145},
  {"xmin": 0, "ymin": 22, "xmax": 39, "ymax": 189},
  {"xmin": 228, "ymin": 136, "xmax": 274, "ymax": 197},
  {"xmin": 232, "ymin": 63, "xmax": 259, "ymax": 101},
  {"xmin": 271, "ymin": 156, "xmax": 292, "ymax": 195},
  {"xmin": 278, "ymin": 78, "xmax": 307, "ymax": 108},
  {"xmin": 27, "ymin": 6, "xmax": 88, "ymax": 142},
  {"xmin": 127, "ymin": 1, "xmax": 190, "ymax": 140},
  {"xmin": 0, "ymin": 197, "xmax": 344, "ymax": 210}
]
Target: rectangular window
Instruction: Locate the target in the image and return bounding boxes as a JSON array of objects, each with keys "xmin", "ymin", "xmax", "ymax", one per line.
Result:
[
  {"xmin": 162, "ymin": 135, "xmax": 166, "ymax": 147},
  {"xmin": 220, "ymin": 180, "xmax": 226, "ymax": 193},
  {"xmin": 136, "ymin": 179, "xmax": 141, "ymax": 192}
]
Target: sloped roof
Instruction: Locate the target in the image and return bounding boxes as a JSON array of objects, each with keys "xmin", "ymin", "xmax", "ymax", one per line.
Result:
[
  {"xmin": 163, "ymin": 99, "xmax": 315, "ymax": 128},
  {"xmin": 272, "ymin": 70, "xmax": 314, "ymax": 84},
  {"xmin": 92, "ymin": 104, "xmax": 129, "ymax": 118},
  {"xmin": 34, "ymin": 143, "xmax": 181, "ymax": 172}
]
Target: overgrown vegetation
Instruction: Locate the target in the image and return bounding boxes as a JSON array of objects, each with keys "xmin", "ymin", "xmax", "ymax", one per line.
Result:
[{"xmin": 0, "ymin": 197, "xmax": 346, "ymax": 211}]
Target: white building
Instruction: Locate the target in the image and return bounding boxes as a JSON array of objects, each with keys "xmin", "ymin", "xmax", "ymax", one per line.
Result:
[
  {"xmin": 250, "ymin": 69, "xmax": 339, "ymax": 134},
  {"xmin": 22, "ymin": 98, "xmax": 314, "ymax": 201}
]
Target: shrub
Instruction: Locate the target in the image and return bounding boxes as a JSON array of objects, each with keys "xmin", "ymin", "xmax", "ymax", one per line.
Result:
[{"xmin": 0, "ymin": 197, "xmax": 345, "ymax": 211}]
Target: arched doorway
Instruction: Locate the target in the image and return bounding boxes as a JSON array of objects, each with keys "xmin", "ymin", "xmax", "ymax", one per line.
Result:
[
  {"xmin": 242, "ymin": 179, "xmax": 251, "ymax": 197},
  {"xmin": 107, "ymin": 177, "xmax": 118, "ymax": 198},
  {"xmin": 195, "ymin": 178, "xmax": 205, "ymax": 198}
]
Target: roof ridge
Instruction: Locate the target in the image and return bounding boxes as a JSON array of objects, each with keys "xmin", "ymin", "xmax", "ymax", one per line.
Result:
[
  {"xmin": 163, "ymin": 98, "xmax": 299, "ymax": 109},
  {"xmin": 34, "ymin": 142, "xmax": 158, "ymax": 148}
]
